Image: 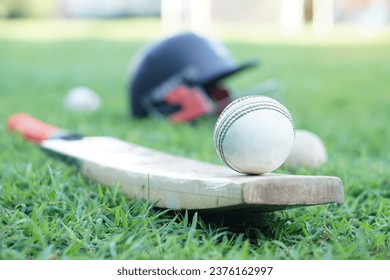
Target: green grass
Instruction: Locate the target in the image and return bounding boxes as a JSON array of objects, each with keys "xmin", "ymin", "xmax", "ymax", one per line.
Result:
[{"xmin": 0, "ymin": 19, "xmax": 389, "ymax": 260}]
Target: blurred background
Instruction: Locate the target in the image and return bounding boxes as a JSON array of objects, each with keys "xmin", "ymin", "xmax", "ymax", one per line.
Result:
[
  {"xmin": 1, "ymin": 0, "xmax": 389, "ymax": 155},
  {"xmin": 1, "ymin": 0, "xmax": 390, "ymax": 151},
  {"xmin": 1, "ymin": 0, "xmax": 389, "ymax": 37}
]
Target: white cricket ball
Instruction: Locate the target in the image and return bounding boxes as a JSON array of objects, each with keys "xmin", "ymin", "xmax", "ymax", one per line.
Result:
[
  {"xmin": 63, "ymin": 87, "xmax": 101, "ymax": 112},
  {"xmin": 285, "ymin": 129, "xmax": 327, "ymax": 168},
  {"xmin": 214, "ymin": 95, "xmax": 295, "ymax": 175}
]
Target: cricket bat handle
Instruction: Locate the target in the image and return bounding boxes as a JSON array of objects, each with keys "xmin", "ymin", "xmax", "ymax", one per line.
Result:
[{"xmin": 7, "ymin": 113, "xmax": 61, "ymax": 143}]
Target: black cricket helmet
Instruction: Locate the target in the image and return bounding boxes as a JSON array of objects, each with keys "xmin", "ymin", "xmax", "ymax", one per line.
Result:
[{"xmin": 129, "ymin": 32, "xmax": 257, "ymax": 122}]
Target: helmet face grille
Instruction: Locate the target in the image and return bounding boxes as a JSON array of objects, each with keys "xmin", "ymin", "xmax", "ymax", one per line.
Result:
[{"xmin": 141, "ymin": 84, "xmax": 213, "ymax": 123}]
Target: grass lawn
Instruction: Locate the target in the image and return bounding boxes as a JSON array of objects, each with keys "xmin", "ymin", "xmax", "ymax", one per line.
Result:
[{"xmin": 0, "ymin": 19, "xmax": 389, "ymax": 260}]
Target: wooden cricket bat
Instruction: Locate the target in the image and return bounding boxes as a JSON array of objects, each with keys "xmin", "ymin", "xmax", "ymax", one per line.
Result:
[{"xmin": 7, "ymin": 113, "xmax": 344, "ymax": 212}]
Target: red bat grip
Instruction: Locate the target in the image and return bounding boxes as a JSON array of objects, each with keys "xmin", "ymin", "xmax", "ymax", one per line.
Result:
[{"xmin": 7, "ymin": 113, "xmax": 60, "ymax": 143}]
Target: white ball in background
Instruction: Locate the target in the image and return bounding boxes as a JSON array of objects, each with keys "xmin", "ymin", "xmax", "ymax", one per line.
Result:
[
  {"xmin": 63, "ymin": 87, "xmax": 101, "ymax": 112},
  {"xmin": 285, "ymin": 129, "xmax": 328, "ymax": 168}
]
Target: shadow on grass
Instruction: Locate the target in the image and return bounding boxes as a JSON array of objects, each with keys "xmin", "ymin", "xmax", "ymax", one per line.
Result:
[{"xmin": 165, "ymin": 208, "xmax": 290, "ymax": 243}]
